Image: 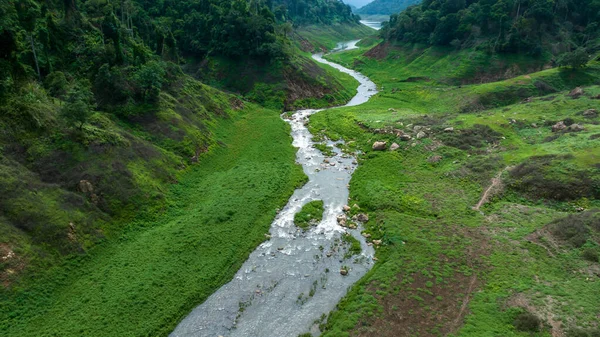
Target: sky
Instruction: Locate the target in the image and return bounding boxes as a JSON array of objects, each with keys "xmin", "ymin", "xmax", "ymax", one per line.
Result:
[{"xmin": 342, "ymin": 0, "xmax": 374, "ymax": 9}]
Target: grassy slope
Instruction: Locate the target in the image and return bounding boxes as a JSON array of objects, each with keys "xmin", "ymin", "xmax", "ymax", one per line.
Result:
[
  {"xmin": 310, "ymin": 44, "xmax": 600, "ymax": 336},
  {"xmin": 0, "ymin": 101, "xmax": 306, "ymax": 336},
  {"xmin": 294, "ymin": 23, "xmax": 376, "ymax": 51}
]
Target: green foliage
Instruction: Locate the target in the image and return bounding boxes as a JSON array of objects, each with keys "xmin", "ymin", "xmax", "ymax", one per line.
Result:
[
  {"xmin": 133, "ymin": 60, "xmax": 166, "ymax": 103},
  {"xmin": 0, "ymin": 99, "xmax": 307, "ymax": 337},
  {"xmin": 60, "ymin": 82, "xmax": 95, "ymax": 130},
  {"xmin": 558, "ymin": 48, "xmax": 591, "ymax": 69},
  {"xmin": 342, "ymin": 233, "xmax": 361, "ymax": 257},
  {"xmin": 548, "ymin": 211, "xmax": 600, "ymax": 248},
  {"xmin": 382, "ymin": 0, "xmax": 600, "ymax": 55},
  {"xmin": 43, "ymin": 71, "xmax": 68, "ymax": 99},
  {"xmin": 513, "ymin": 311, "xmax": 542, "ymax": 332},
  {"xmin": 274, "ymin": 0, "xmax": 360, "ymax": 25},
  {"xmin": 295, "ymin": 200, "xmax": 325, "ymax": 230}
]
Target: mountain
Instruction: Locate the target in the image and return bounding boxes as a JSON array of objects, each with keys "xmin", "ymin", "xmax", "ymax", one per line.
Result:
[
  {"xmin": 356, "ymin": 0, "xmax": 420, "ymax": 15},
  {"xmin": 382, "ymin": 0, "xmax": 600, "ymax": 57}
]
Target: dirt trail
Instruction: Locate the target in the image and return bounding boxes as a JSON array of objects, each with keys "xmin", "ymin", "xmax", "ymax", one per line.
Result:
[{"xmin": 473, "ymin": 168, "xmax": 509, "ymax": 211}]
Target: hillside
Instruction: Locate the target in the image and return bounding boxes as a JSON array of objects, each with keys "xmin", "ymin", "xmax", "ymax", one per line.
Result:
[
  {"xmin": 382, "ymin": 0, "xmax": 600, "ymax": 60},
  {"xmin": 316, "ymin": 36, "xmax": 600, "ymax": 337},
  {"xmin": 356, "ymin": 0, "xmax": 420, "ymax": 15}
]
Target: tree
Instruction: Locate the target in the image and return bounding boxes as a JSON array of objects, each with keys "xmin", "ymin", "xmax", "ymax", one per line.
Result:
[
  {"xmin": 557, "ymin": 48, "xmax": 590, "ymax": 68},
  {"xmin": 60, "ymin": 83, "xmax": 95, "ymax": 130}
]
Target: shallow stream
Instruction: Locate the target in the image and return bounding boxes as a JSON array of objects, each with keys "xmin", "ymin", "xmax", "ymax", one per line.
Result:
[{"xmin": 171, "ymin": 43, "xmax": 378, "ymax": 337}]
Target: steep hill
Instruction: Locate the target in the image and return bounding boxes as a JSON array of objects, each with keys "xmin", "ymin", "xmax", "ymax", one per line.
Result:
[
  {"xmin": 356, "ymin": 0, "xmax": 420, "ymax": 15},
  {"xmin": 382, "ymin": 0, "xmax": 600, "ymax": 59}
]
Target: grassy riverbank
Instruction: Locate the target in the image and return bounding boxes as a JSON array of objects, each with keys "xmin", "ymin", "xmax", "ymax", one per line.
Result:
[
  {"xmin": 312, "ymin": 43, "xmax": 600, "ymax": 336},
  {"xmin": 0, "ymin": 101, "xmax": 306, "ymax": 336}
]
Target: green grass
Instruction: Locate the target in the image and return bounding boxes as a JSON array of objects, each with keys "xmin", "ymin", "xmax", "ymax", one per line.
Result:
[
  {"xmin": 342, "ymin": 233, "xmax": 362, "ymax": 258},
  {"xmin": 310, "ymin": 44, "xmax": 600, "ymax": 336},
  {"xmin": 0, "ymin": 102, "xmax": 307, "ymax": 336},
  {"xmin": 295, "ymin": 200, "xmax": 325, "ymax": 230},
  {"xmin": 294, "ymin": 23, "xmax": 376, "ymax": 51}
]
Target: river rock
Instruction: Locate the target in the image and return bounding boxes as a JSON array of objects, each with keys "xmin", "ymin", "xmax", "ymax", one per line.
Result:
[
  {"xmin": 373, "ymin": 239, "xmax": 382, "ymax": 245},
  {"xmin": 340, "ymin": 269, "xmax": 348, "ymax": 276},
  {"xmin": 356, "ymin": 213, "xmax": 369, "ymax": 222},
  {"xmin": 337, "ymin": 214, "xmax": 347, "ymax": 224},
  {"xmin": 416, "ymin": 131, "xmax": 427, "ymax": 139},
  {"xmin": 399, "ymin": 134, "xmax": 412, "ymax": 141},
  {"xmin": 77, "ymin": 180, "xmax": 94, "ymax": 194},
  {"xmin": 568, "ymin": 123, "xmax": 585, "ymax": 132},
  {"xmin": 343, "ymin": 205, "xmax": 351, "ymax": 212},
  {"xmin": 390, "ymin": 143, "xmax": 400, "ymax": 151},
  {"xmin": 583, "ymin": 109, "xmax": 598, "ymax": 117},
  {"xmin": 552, "ymin": 121, "xmax": 566, "ymax": 132},
  {"xmin": 444, "ymin": 127, "xmax": 454, "ymax": 132},
  {"xmin": 568, "ymin": 87, "xmax": 584, "ymax": 98},
  {"xmin": 372, "ymin": 141, "xmax": 387, "ymax": 151}
]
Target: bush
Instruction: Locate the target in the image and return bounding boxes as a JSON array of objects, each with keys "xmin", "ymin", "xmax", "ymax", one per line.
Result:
[
  {"xmin": 558, "ymin": 48, "xmax": 590, "ymax": 69},
  {"xmin": 514, "ymin": 312, "xmax": 542, "ymax": 332},
  {"xmin": 548, "ymin": 210, "xmax": 599, "ymax": 248},
  {"xmin": 582, "ymin": 248, "xmax": 599, "ymax": 262}
]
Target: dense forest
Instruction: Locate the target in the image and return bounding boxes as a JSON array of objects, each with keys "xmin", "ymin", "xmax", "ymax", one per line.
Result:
[
  {"xmin": 356, "ymin": 0, "xmax": 421, "ymax": 15},
  {"xmin": 0, "ymin": 0, "xmax": 361, "ymax": 281},
  {"xmin": 382, "ymin": 0, "xmax": 600, "ymax": 59}
]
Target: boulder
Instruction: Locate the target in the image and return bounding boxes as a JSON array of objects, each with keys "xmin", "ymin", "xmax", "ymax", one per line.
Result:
[
  {"xmin": 399, "ymin": 134, "xmax": 412, "ymax": 141},
  {"xmin": 77, "ymin": 180, "xmax": 94, "ymax": 194},
  {"xmin": 568, "ymin": 87, "xmax": 584, "ymax": 98},
  {"xmin": 356, "ymin": 213, "xmax": 369, "ymax": 222},
  {"xmin": 416, "ymin": 131, "xmax": 427, "ymax": 139},
  {"xmin": 428, "ymin": 155, "xmax": 443, "ymax": 163},
  {"xmin": 372, "ymin": 141, "xmax": 387, "ymax": 151},
  {"xmin": 342, "ymin": 205, "xmax": 351, "ymax": 212},
  {"xmin": 337, "ymin": 214, "xmax": 347, "ymax": 224},
  {"xmin": 552, "ymin": 121, "xmax": 567, "ymax": 132},
  {"xmin": 413, "ymin": 125, "xmax": 424, "ymax": 131},
  {"xmin": 340, "ymin": 269, "xmax": 348, "ymax": 276},
  {"xmin": 390, "ymin": 143, "xmax": 400, "ymax": 151},
  {"xmin": 444, "ymin": 127, "xmax": 454, "ymax": 132},
  {"xmin": 373, "ymin": 239, "xmax": 382, "ymax": 245},
  {"xmin": 568, "ymin": 124, "xmax": 585, "ymax": 132}
]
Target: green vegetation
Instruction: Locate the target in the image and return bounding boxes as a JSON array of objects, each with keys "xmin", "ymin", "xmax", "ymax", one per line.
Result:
[
  {"xmin": 295, "ymin": 23, "xmax": 375, "ymax": 51},
  {"xmin": 342, "ymin": 233, "xmax": 362, "ymax": 257},
  {"xmin": 295, "ymin": 200, "xmax": 325, "ymax": 230},
  {"xmin": 383, "ymin": 0, "xmax": 600, "ymax": 59},
  {"xmin": 0, "ymin": 99, "xmax": 306, "ymax": 336},
  {"xmin": 310, "ymin": 41, "xmax": 600, "ymax": 336}
]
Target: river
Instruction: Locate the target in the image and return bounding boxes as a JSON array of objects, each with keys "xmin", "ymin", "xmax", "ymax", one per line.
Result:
[{"xmin": 171, "ymin": 42, "xmax": 378, "ymax": 337}]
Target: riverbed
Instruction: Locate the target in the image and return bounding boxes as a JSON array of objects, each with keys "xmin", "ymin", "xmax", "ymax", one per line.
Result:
[{"xmin": 171, "ymin": 43, "xmax": 378, "ymax": 337}]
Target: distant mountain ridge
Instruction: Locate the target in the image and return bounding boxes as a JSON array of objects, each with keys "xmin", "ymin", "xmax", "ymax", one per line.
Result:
[{"xmin": 356, "ymin": 0, "xmax": 420, "ymax": 15}]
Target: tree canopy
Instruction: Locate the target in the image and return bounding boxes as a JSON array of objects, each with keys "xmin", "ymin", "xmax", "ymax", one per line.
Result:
[{"xmin": 382, "ymin": 0, "xmax": 600, "ymax": 56}]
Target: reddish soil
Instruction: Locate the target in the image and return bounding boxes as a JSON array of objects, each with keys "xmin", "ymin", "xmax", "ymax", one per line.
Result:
[{"xmin": 353, "ymin": 227, "xmax": 490, "ymax": 337}]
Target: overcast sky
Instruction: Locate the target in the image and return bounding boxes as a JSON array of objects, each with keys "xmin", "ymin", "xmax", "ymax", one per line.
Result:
[{"xmin": 342, "ymin": 0, "xmax": 374, "ymax": 8}]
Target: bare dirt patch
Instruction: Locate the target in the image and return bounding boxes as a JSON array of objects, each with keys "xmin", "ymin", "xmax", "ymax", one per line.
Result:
[{"xmin": 353, "ymin": 226, "xmax": 490, "ymax": 337}]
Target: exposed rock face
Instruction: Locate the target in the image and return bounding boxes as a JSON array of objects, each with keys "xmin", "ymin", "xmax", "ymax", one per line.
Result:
[
  {"xmin": 568, "ymin": 87, "xmax": 584, "ymax": 98},
  {"xmin": 552, "ymin": 121, "xmax": 566, "ymax": 132},
  {"xmin": 372, "ymin": 141, "xmax": 387, "ymax": 151},
  {"xmin": 390, "ymin": 143, "xmax": 400, "ymax": 151},
  {"xmin": 77, "ymin": 180, "xmax": 94, "ymax": 194}
]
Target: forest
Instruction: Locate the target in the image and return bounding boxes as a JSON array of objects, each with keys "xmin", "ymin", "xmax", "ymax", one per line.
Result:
[{"xmin": 382, "ymin": 0, "xmax": 600, "ymax": 60}]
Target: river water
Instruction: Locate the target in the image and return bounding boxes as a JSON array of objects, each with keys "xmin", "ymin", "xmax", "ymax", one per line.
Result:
[{"xmin": 171, "ymin": 43, "xmax": 377, "ymax": 337}]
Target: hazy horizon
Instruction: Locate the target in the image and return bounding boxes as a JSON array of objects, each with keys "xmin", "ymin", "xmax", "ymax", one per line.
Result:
[{"xmin": 342, "ymin": 0, "xmax": 374, "ymax": 9}]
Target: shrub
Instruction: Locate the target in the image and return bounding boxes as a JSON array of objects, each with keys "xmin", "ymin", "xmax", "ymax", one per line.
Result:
[
  {"xmin": 514, "ymin": 312, "xmax": 542, "ymax": 332},
  {"xmin": 582, "ymin": 249, "xmax": 599, "ymax": 262},
  {"xmin": 549, "ymin": 210, "xmax": 599, "ymax": 248}
]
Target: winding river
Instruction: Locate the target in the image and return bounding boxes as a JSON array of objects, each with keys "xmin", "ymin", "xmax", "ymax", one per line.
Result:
[{"xmin": 171, "ymin": 43, "xmax": 378, "ymax": 337}]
